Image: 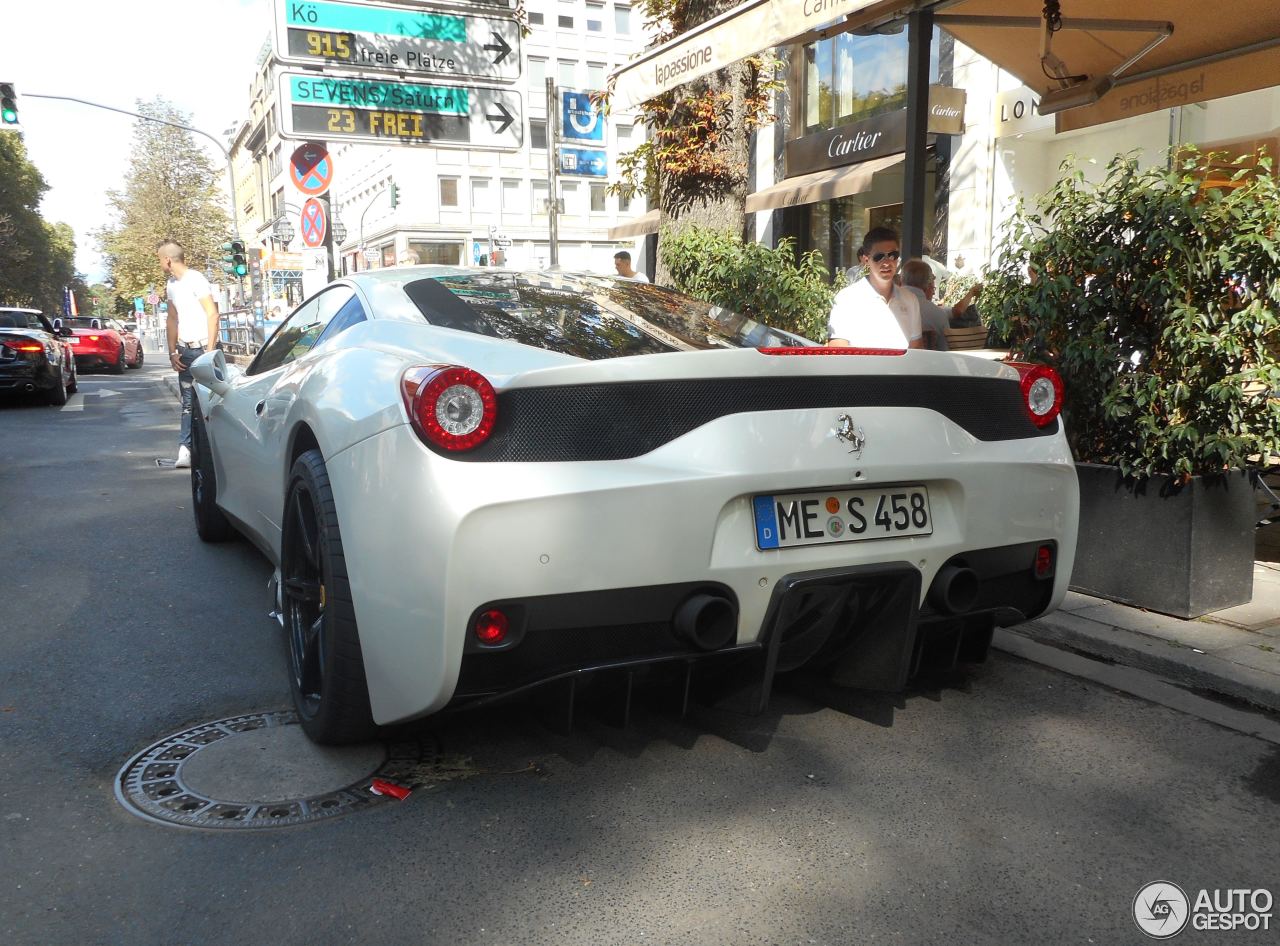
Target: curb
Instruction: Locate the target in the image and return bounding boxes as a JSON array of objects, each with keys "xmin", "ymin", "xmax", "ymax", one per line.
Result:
[{"xmin": 997, "ymin": 610, "xmax": 1280, "ymax": 714}]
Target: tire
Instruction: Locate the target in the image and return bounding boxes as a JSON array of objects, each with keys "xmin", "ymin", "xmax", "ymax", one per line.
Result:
[
  {"xmin": 109, "ymin": 345, "xmax": 125, "ymax": 374},
  {"xmin": 44, "ymin": 368, "xmax": 68, "ymax": 406},
  {"xmin": 66, "ymin": 357, "xmax": 77, "ymax": 395},
  {"xmin": 281, "ymin": 449, "xmax": 377, "ymax": 745},
  {"xmin": 190, "ymin": 408, "xmax": 234, "ymax": 542},
  {"xmin": 128, "ymin": 344, "xmax": 142, "ymax": 369}
]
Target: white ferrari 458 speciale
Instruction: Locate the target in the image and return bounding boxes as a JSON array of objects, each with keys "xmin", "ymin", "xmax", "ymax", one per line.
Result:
[{"xmin": 189, "ymin": 267, "xmax": 1078, "ymax": 743}]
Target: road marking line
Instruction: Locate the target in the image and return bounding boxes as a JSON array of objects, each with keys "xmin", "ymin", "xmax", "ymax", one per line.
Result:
[{"xmin": 60, "ymin": 393, "xmax": 84, "ymax": 412}]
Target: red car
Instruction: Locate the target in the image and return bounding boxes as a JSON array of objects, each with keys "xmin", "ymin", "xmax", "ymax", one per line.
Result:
[{"xmin": 63, "ymin": 316, "xmax": 139, "ymax": 373}]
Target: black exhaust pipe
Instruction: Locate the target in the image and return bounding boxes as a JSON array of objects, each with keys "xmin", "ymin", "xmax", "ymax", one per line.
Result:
[
  {"xmin": 24, "ymin": 383, "xmax": 35, "ymax": 392},
  {"xmin": 928, "ymin": 565, "xmax": 980, "ymax": 615},
  {"xmin": 673, "ymin": 594, "xmax": 737, "ymax": 651}
]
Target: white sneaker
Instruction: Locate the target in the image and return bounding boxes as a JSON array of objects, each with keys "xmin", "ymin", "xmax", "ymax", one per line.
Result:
[{"xmin": 175, "ymin": 445, "xmax": 192, "ymax": 469}]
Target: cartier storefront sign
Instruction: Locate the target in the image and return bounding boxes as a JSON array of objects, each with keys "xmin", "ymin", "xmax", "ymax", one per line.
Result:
[{"xmin": 786, "ymin": 85, "xmax": 967, "ymax": 177}]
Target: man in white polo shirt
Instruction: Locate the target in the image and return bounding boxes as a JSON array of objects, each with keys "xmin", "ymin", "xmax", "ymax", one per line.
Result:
[
  {"xmin": 827, "ymin": 227, "xmax": 923, "ymax": 350},
  {"xmin": 158, "ymin": 240, "xmax": 221, "ymax": 468}
]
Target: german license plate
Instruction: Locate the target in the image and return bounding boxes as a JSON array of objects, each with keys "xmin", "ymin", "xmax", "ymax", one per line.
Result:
[
  {"xmin": 67, "ymin": 337, "xmax": 79, "ymax": 344},
  {"xmin": 753, "ymin": 485, "xmax": 932, "ymax": 550}
]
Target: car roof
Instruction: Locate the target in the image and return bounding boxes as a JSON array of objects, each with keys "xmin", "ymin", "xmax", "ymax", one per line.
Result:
[
  {"xmin": 0, "ymin": 307, "xmax": 42, "ymax": 315},
  {"xmin": 344, "ymin": 265, "xmax": 616, "ymax": 291}
]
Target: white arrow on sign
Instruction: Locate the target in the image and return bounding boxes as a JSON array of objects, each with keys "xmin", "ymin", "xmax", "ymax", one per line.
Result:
[{"xmin": 272, "ymin": 0, "xmax": 522, "ymax": 83}]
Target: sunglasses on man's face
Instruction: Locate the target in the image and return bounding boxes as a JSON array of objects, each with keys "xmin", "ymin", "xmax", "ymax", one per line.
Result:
[{"xmin": 870, "ymin": 250, "xmax": 901, "ymax": 263}]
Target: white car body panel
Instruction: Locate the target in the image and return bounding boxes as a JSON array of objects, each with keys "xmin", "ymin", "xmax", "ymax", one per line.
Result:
[{"xmin": 196, "ymin": 269, "xmax": 1079, "ymax": 727}]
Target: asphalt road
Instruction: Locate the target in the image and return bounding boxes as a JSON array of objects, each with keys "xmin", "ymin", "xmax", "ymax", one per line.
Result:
[{"xmin": 2, "ymin": 367, "xmax": 1277, "ymax": 945}]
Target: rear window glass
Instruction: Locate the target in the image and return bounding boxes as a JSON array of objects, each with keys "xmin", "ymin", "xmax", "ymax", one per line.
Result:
[{"xmin": 401, "ymin": 272, "xmax": 809, "ymax": 360}]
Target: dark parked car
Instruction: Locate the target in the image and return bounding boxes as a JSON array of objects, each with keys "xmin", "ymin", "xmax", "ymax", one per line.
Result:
[{"xmin": 0, "ymin": 307, "xmax": 78, "ymax": 405}]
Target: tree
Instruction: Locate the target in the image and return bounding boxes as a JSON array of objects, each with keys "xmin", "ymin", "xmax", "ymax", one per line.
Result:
[
  {"xmin": 0, "ymin": 133, "xmax": 81, "ymax": 315},
  {"xmin": 97, "ymin": 98, "xmax": 228, "ymax": 303},
  {"xmin": 610, "ymin": 1, "xmax": 783, "ymax": 284}
]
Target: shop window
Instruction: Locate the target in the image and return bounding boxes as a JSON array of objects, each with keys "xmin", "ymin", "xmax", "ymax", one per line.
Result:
[
  {"xmin": 801, "ymin": 28, "xmax": 941, "ymax": 134},
  {"xmin": 408, "ymin": 241, "xmax": 463, "ymax": 265}
]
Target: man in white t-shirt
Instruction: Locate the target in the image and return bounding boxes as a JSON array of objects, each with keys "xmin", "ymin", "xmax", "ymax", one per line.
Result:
[
  {"xmin": 613, "ymin": 250, "xmax": 650, "ymax": 283},
  {"xmin": 158, "ymin": 240, "xmax": 221, "ymax": 468},
  {"xmin": 827, "ymin": 227, "xmax": 923, "ymax": 350}
]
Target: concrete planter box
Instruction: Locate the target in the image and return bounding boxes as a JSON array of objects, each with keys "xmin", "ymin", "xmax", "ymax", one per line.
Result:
[{"xmin": 1070, "ymin": 463, "xmax": 1256, "ymax": 618}]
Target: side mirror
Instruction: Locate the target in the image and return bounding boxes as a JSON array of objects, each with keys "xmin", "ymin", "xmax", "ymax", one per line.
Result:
[{"xmin": 190, "ymin": 349, "xmax": 231, "ymax": 397}]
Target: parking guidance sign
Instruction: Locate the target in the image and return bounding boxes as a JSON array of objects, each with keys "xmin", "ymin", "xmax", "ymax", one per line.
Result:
[
  {"xmin": 278, "ymin": 72, "xmax": 522, "ymax": 150},
  {"xmin": 274, "ymin": 0, "xmax": 521, "ymax": 83}
]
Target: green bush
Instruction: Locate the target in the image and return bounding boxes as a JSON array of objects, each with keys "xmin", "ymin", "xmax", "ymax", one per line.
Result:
[
  {"xmin": 983, "ymin": 150, "xmax": 1280, "ymax": 479},
  {"xmin": 659, "ymin": 224, "xmax": 840, "ymax": 341}
]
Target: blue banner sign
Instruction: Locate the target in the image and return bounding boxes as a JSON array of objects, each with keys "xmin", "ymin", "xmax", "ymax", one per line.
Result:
[
  {"xmin": 560, "ymin": 90, "xmax": 603, "ymax": 143},
  {"xmin": 558, "ymin": 147, "xmax": 607, "ymax": 177}
]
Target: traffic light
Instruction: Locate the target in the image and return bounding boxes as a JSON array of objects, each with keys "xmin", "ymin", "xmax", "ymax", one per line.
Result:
[
  {"xmin": 390, "ymin": 183, "xmax": 399, "ymax": 209},
  {"xmin": 248, "ymin": 248, "xmax": 264, "ymax": 299},
  {"xmin": 0, "ymin": 83, "xmax": 19, "ymax": 129},
  {"xmin": 221, "ymin": 239, "xmax": 248, "ymax": 277}
]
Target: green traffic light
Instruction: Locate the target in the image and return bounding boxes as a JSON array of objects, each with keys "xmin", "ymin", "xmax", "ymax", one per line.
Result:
[
  {"xmin": 234, "ymin": 264, "xmax": 248, "ymax": 276},
  {"xmin": 1, "ymin": 108, "xmax": 16, "ymax": 125}
]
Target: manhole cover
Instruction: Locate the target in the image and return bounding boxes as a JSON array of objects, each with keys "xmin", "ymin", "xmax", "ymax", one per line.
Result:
[{"xmin": 115, "ymin": 710, "xmax": 433, "ymax": 830}]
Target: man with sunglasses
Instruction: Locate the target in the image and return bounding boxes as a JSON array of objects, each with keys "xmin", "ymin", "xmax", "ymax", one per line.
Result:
[{"xmin": 827, "ymin": 227, "xmax": 923, "ymax": 350}]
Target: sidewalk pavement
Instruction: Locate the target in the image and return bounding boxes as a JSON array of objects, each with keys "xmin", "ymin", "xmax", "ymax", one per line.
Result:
[
  {"xmin": 154, "ymin": 372, "xmax": 1280, "ymax": 714},
  {"xmin": 1000, "ymin": 562, "xmax": 1280, "ymax": 713}
]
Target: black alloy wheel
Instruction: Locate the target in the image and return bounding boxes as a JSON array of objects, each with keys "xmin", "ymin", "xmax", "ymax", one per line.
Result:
[
  {"xmin": 280, "ymin": 449, "xmax": 376, "ymax": 744},
  {"xmin": 190, "ymin": 409, "xmax": 234, "ymax": 542}
]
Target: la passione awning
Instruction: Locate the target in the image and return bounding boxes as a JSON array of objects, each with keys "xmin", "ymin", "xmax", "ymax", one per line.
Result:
[
  {"xmin": 936, "ymin": 0, "xmax": 1280, "ymax": 132},
  {"xmin": 607, "ymin": 209, "xmax": 661, "ymax": 239},
  {"xmin": 745, "ymin": 154, "xmax": 904, "ymax": 213}
]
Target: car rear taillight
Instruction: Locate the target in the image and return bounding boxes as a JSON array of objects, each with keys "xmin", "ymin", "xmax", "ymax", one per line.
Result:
[
  {"xmin": 1007, "ymin": 362, "xmax": 1064, "ymax": 427},
  {"xmin": 87, "ymin": 334, "xmax": 100, "ymax": 342},
  {"xmin": 758, "ymin": 346, "xmax": 906, "ymax": 356},
  {"xmin": 2, "ymin": 339, "xmax": 43, "ymax": 353},
  {"xmin": 401, "ymin": 365, "xmax": 498, "ymax": 451},
  {"xmin": 1034, "ymin": 544, "xmax": 1055, "ymax": 579},
  {"xmin": 473, "ymin": 609, "xmax": 509, "ymax": 645}
]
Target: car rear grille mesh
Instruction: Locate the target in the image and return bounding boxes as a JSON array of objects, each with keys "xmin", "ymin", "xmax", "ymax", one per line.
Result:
[{"xmin": 453, "ymin": 375, "xmax": 1057, "ymax": 462}]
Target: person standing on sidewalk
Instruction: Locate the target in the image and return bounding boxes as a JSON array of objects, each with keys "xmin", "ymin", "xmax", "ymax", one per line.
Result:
[{"xmin": 157, "ymin": 240, "xmax": 220, "ymax": 469}]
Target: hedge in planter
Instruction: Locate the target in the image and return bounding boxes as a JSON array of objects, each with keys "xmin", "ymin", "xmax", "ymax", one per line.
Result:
[
  {"xmin": 659, "ymin": 224, "xmax": 840, "ymax": 341},
  {"xmin": 982, "ymin": 150, "xmax": 1280, "ymax": 616}
]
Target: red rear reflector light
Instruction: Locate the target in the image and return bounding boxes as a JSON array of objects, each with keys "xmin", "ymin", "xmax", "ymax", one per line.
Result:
[
  {"xmin": 758, "ymin": 346, "xmax": 906, "ymax": 356},
  {"xmin": 1006, "ymin": 362, "xmax": 1064, "ymax": 427},
  {"xmin": 1034, "ymin": 545, "xmax": 1054, "ymax": 578},
  {"xmin": 474, "ymin": 609, "xmax": 509, "ymax": 645},
  {"xmin": 401, "ymin": 364, "xmax": 498, "ymax": 452},
  {"xmin": 2, "ymin": 340, "xmax": 43, "ymax": 352}
]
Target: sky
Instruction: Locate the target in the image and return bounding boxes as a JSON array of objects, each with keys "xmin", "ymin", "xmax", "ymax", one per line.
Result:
[{"xmin": 5, "ymin": 0, "xmax": 273, "ymax": 283}]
